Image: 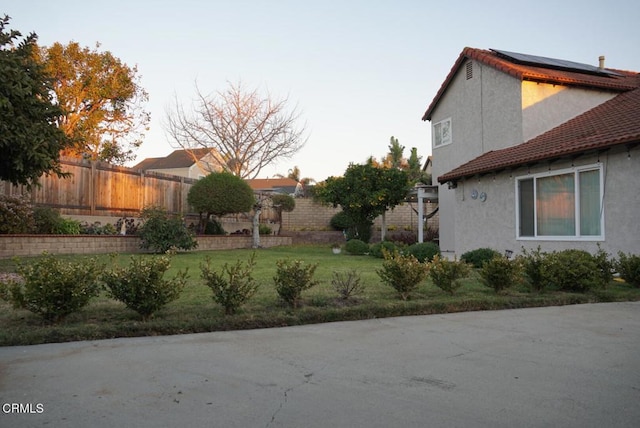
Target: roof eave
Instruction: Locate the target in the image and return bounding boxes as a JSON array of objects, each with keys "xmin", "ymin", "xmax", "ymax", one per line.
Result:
[{"xmin": 437, "ymin": 139, "xmax": 639, "ymax": 184}]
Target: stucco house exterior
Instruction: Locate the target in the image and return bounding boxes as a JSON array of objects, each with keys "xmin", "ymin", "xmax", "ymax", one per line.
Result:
[
  {"xmin": 422, "ymin": 47, "xmax": 640, "ymax": 257},
  {"xmin": 133, "ymin": 148, "xmax": 223, "ymax": 179}
]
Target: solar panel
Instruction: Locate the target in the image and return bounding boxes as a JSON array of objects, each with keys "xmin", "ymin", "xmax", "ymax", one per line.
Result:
[{"xmin": 491, "ymin": 49, "xmax": 622, "ymax": 77}]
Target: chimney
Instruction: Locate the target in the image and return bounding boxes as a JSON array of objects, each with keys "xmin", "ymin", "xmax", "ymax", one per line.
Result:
[{"xmin": 598, "ymin": 55, "xmax": 605, "ymax": 70}]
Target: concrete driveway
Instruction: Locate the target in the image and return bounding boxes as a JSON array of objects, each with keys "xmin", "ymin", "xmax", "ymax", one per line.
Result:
[{"xmin": 1, "ymin": 302, "xmax": 639, "ymax": 428}]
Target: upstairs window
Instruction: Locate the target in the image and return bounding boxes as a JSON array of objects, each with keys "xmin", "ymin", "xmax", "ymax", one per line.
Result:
[
  {"xmin": 516, "ymin": 164, "xmax": 603, "ymax": 240},
  {"xmin": 433, "ymin": 118, "xmax": 452, "ymax": 148}
]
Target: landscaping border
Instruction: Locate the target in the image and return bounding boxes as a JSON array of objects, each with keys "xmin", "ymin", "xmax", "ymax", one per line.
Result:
[{"xmin": 0, "ymin": 235, "xmax": 292, "ymax": 258}]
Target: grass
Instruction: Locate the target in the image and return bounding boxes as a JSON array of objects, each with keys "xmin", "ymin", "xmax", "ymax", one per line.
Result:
[{"xmin": 1, "ymin": 245, "xmax": 639, "ymax": 346}]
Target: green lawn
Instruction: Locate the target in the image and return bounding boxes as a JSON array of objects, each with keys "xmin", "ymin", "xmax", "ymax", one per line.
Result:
[{"xmin": 1, "ymin": 245, "xmax": 639, "ymax": 346}]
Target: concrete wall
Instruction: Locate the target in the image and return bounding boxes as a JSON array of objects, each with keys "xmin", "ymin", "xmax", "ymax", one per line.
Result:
[
  {"xmin": 280, "ymin": 199, "xmax": 439, "ymax": 233},
  {"xmin": 450, "ymin": 147, "xmax": 640, "ymax": 257},
  {"xmin": 0, "ymin": 235, "xmax": 291, "ymax": 259}
]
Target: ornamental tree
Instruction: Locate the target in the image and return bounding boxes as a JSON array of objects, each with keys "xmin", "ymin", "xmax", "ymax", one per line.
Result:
[
  {"xmin": 165, "ymin": 81, "xmax": 307, "ymax": 178},
  {"xmin": 314, "ymin": 162, "xmax": 410, "ymax": 243},
  {"xmin": 187, "ymin": 172, "xmax": 255, "ymax": 233},
  {"xmin": 0, "ymin": 15, "xmax": 71, "ymax": 187},
  {"xmin": 270, "ymin": 193, "xmax": 295, "ymax": 234}
]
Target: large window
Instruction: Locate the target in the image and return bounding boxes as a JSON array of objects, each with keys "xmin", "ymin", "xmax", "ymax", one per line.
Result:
[
  {"xmin": 516, "ymin": 164, "xmax": 603, "ymax": 240},
  {"xmin": 433, "ymin": 118, "xmax": 451, "ymax": 148}
]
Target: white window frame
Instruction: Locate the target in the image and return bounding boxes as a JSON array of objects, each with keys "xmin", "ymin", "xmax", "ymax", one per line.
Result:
[
  {"xmin": 515, "ymin": 163, "xmax": 604, "ymax": 241},
  {"xmin": 432, "ymin": 118, "xmax": 452, "ymax": 148}
]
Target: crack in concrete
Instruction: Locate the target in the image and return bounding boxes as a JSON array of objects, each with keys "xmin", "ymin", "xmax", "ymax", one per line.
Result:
[{"xmin": 266, "ymin": 372, "xmax": 314, "ymax": 428}]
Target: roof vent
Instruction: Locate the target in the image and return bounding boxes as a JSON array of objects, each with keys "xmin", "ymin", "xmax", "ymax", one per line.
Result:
[
  {"xmin": 466, "ymin": 61, "xmax": 473, "ymax": 79},
  {"xmin": 598, "ymin": 55, "xmax": 605, "ymax": 70}
]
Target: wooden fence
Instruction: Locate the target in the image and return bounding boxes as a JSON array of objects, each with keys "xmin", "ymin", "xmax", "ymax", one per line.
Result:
[
  {"xmin": 1, "ymin": 158, "xmax": 197, "ymax": 217},
  {"xmin": 0, "ymin": 158, "xmax": 438, "ymax": 232}
]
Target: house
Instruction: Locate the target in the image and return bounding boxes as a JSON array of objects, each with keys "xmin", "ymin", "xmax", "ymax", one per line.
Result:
[
  {"xmin": 246, "ymin": 178, "xmax": 301, "ymax": 196},
  {"xmin": 133, "ymin": 148, "xmax": 223, "ymax": 179},
  {"xmin": 422, "ymin": 47, "xmax": 640, "ymax": 257}
]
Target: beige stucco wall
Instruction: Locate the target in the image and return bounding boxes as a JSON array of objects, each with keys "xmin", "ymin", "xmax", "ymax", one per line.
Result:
[
  {"xmin": 430, "ymin": 60, "xmax": 523, "ymax": 255},
  {"xmin": 521, "ymin": 82, "xmax": 616, "ymax": 141},
  {"xmin": 450, "ymin": 147, "xmax": 640, "ymax": 257},
  {"xmin": 429, "ymin": 59, "xmax": 625, "ymax": 257}
]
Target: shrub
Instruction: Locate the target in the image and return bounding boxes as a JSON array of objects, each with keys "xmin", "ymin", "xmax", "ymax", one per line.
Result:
[
  {"xmin": 115, "ymin": 217, "xmax": 139, "ymax": 235},
  {"xmin": 0, "ymin": 194, "xmax": 34, "ymax": 234},
  {"xmin": 423, "ymin": 226, "xmax": 439, "ymax": 242},
  {"xmin": 540, "ymin": 249, "xmax": 600, "ymax": 293},
  {"xmin": 203, "ymin": 219, "xmax": 225, "ymax": 235},
  {"xmin": 330, "ymin": 211, "xmax": 354, "ymax": 231},
  {"xmin": 102, "ymin": 255, "xmax": 188, "ymax": 320},
  {"xmin": 271, "ymin": 194, "xmax": 296, "ymax": 212},
  {"xmin": 80, "ymin": 221, "xmax": 118, "ymax": 235},
  {"xmin": 460, "ymin": 248, "xmax": 501, "ymax": 268},
  {"xmin": 519, "ymin": 246, "xmax": 547, "ymax": 292},
  {"xmin": 616, "ymin": 251, "xmax": 640, "ymax": 287},
  {"xmin": 55, "ymin": 217, "xmax": 81, "ymax": 235},
  {"xmin": 187, "ymin": 172, "xmax": 255, "ymax": 233},
  {"xmin": 593, "ymin": 245, "xmax": 615, "ymax": 288},
  {"xmin": 33, "ymin": 206, "xmax": 63, "ymax": 234},
  {"xmin": 259, "ymin": 224, "xmax": 272, "ymax": 235},
  {"xmin": 479, "ymin": 256, "xmax": 523, "ymax": 293},
  {"xmin": 427, "ymin": 255, "xmax": 471, "ymax": 294},
  {"xmin": 388, "ymin": 230, "xmax": 417, "ymax": 246},
  {"xmin": 345, "ymin": 239, "xmax": 369, "ymax": 255},
  {"xmin": 201, "ymin": 253, "xmax": 258, "ymax": 315},
  {"xmin": 407, "ymin": 242, "xmax": 440, "ymax": 263},
  {"xmin": 138, "ymin": 206, "xmax": 197, "ymax": 253},
  {"xmin": 273, "ymin": 259, "xmax": 319, "ymax": 308},
  {"xmin": 0, "ymin": 253, "xmax": 103, "ymax": 323},
  {"xmin": 377, "ymin": 250, "xmax": 428, "ymax": 300},
  {"xmin": 331, "ymin": 269, "xmax": 365, "ymax": 300},
  {"xmin": 369, "ymin": 241, "xmax": 399, "ymax": 258}
]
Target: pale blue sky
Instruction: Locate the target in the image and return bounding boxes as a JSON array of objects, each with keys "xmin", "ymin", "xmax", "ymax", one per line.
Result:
[{"xmin": 7, "ymin": 0, "xmax": 640, "ymax": 181}]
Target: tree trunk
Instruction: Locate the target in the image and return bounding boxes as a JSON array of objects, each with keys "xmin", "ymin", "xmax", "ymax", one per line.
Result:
[{"xmin": 252, "ymin": 208, "xmax": 261, "ymax": 248}]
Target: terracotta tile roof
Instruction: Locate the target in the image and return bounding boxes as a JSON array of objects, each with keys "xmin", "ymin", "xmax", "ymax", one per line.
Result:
[
  {"xmin": 134, "ymin": 148, "xmax": 214, "ymax": 170},
  {"xmin": 246, "ymin": 178, "xmax": 299, "ymax": 191},
  {"xmin": 422, "ymin": 47, "xmax": 638, "ymax": 121},
  {"xmin": 438, "ymin": 86, "xmax": 640, "ymax": 184}
]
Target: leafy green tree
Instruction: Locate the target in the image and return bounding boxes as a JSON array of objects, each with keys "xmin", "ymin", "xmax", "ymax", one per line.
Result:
[
  {"xmin": 0, "ymin": 15, "xmax": 71, "ymax": 187},
  {"xmin": 314, "ymin": 162, "xmax": 410, "ymax": 243},
  {"xmin": 370, "ymin": 137, "xmax": 430, "ymax": 185},
  {"xmin": 38, "ymin": 41, "xmax": 150, "ymax": 164},
  {"xmin": 187, "ymin": 172, "xmax": 255, "ymax": 233}
]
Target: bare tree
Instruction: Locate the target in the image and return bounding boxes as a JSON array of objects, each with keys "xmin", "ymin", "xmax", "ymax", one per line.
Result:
[{"xmin": 165, "ymin": 81, "xmax": 307, "ymax": 179}]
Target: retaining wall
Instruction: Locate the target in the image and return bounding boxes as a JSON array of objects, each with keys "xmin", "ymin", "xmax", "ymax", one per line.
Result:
[{"xmin": 0, "ymin": 235, "xmax": 291, "ymax": 259}]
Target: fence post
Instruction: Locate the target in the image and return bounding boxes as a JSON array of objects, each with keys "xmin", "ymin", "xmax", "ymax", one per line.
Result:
[
  {"xmin": 90, "ymin": 160, "xmax": 96, "ymax": 215},
  {"xmin": 140, "ymin": 170, "xmax": 145, "ymax": 213}
]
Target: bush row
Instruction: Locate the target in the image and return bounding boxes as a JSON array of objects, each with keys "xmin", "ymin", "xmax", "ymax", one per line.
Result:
[
  {"xmin": 2, "ymin": 246, "xmax": 638, "ymax": 325},
  {"xmin": 340, "ymin": 239, "xmax": 640, "ymax": 298},
  {"xmin": 0, "ymin": 252, "xmax": 322, "ymax": 323}
]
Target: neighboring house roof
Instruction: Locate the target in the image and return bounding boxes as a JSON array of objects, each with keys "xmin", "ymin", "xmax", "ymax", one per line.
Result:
[
  {"xmin": 246, "ymin": 178, "xmax": 299, "ymax": 193},
  {"xmin": 422, "ymin": 155, "xmax": 432, "ymax": 172},
  {"xmin": 133, "ymin": 148, "xmax": 215, "ymax": 170},
  {"xmin": 438, "ymin": 86, "xmax": 640, "ymax": 184},
  {"xmin": 132, "ymin": 157, "xmax": 163, "ymax": 171},
  {"xmin": 422, "ymin": 47, "xmax": 638, "ymax": 121}
]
